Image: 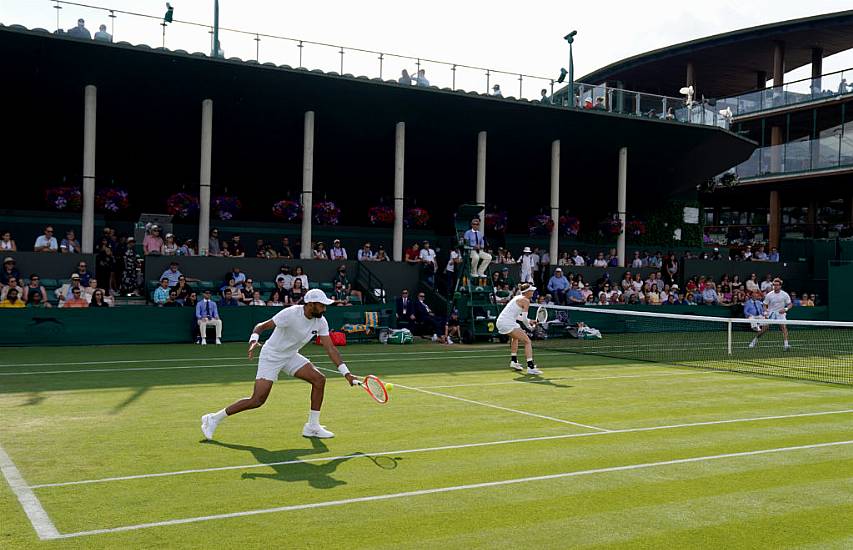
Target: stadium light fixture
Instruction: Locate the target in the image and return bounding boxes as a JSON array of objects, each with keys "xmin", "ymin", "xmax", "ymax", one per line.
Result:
[
  {"xmin": 163, "ymin": 2, "xmax": 174, "ymax": 24},
  {"xmin": 563, "ymin": 31, "xmax": 577, "ymax": 107},
  {"xmin": 679, "ymin": 85, "xmax": 695, "ymax": 107},
  {"xmin": 557, "ymin": 67, "xmax": 567, "ymax": 84}
]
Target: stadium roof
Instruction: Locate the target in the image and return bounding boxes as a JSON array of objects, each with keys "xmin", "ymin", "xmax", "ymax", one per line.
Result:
[
  {"xmin": 578, "ymin": 10, "xmax": 853, "ymax": 98},
  {"xmin": 0, "ymin": 24, "xmax": 754, "ymax": 221}
]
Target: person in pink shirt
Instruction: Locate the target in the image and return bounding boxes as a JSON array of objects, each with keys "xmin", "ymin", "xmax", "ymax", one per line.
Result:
[{"xmin": 143, "ymin": 225, "xmax": 164, "ymax": 256}]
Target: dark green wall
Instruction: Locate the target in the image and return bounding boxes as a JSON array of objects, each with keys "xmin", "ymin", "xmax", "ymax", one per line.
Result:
[{"xmin": 1, "ymin": 251, "xmax": 96, "ymax": 280}]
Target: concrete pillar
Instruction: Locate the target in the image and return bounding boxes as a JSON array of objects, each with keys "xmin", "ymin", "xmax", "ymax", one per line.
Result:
[
  {"xmin": 811, "ymin": 47, "xmax": 823, "ymax": 95},
  {"xmin": 769, "ymin": 190, "xmax": 781, "ymax": 249},
  {"xmin": 476, "ymin": 131, "xmax": 487, "ymax": 226},
  {"xmin": 615, "ymin": 80, "xmax": 625, "ymax": 114},
  {"xmin": 756, "ymin": 70, "xmax": 767, "ymax": 90},
  {"xmin": 617, "ymin": 147, "xmax": 628, "ymax": 267},
  {"xmin": 198, "ymin": 99, "xmax": 213, "ymax": 254},
  {"xmin": 81, "ymin": 85, "xmax": 96, "ymax": 254},
  {"xmin": 549, "ymin": 140, "xmax": 560, "ymax": 266},
  {"xmin": 300, "ymin": 111, "xmax": 315, "ymax": 260},
  {"xmin": 393, "ymin": 122, "xmax": 405, "ymax": 262},
  {"xmin": 770, "ymin": 125, "xmax": 784, "ymax": 173}
]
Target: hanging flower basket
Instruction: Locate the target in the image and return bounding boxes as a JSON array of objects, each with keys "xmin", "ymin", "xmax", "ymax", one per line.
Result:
[
  {"xmin": 404, "ymin": 207, "xmax": 430, "ymax": 228},
  {"xmin": 313, "ymin": 201, "xmax": 341, "ymax": 226},
  {"xmin": 95, "ymin": 187, "xmax": 129, "ymax": 213},
  {"xmin": 212, "ymin": 195, "xmax": 242, "ymax": 221},
  {"xmin": 272, "ymin": 199, "xmax": 302, "ymax": 221},
  {"xmin": 485, "ymin": 211, "xmax": 508, "ymax": 234},
  {"xmin": 368, "ymin": 205, "xmax": 395, "ymax": 226},
  {"xmin": 528, "ymin": 214, "xmax": 554, "ymax": 237},
  {"xmin": 626, "ymin": 220, "xmax": 646, "ymax": 237},
  {"xmin": 45, "ymin": 186, "xmax": 82, "ymax": 211},
  {"xmin": 559, "ymin": 215, "xmax": 580, "ymax": 237},
  {"xmin": 599, "ymin": 216, "xmax": 623, "ymax": 236},
  {"xmin": 166, "ymin": 193, "xmax": 199, "ymax": 219}
]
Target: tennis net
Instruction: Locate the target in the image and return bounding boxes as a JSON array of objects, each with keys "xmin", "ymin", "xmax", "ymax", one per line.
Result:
[{"xmin": 532, "ymin": 305, "xmax": 853, "ymax": 385}]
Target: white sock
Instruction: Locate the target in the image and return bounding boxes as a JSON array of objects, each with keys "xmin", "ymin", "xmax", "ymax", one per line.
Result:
[
  {"xmin": 750, "ymin": 338, "xmax": 757, "ymax": 345},
  {"xmin": 308, "ymin": 410, "xmax": 321, "ymax": 426},
  {"xmin": 212, "ymin": 408, "xmax": 227, "ymax": 422},
  {"xmin": 784, "ymin": 340, "xmax": 789, "ymax": 346}
]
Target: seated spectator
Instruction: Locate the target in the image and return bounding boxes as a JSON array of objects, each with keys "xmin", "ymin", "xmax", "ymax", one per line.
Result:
[
  {"xmin": 162, "ymin": 233, "xmax": 178, "ymax": 256},
  {"xmin": 162, "ymin": 290, "xmax": 181, "ymax": 307},
  {"xmin": 230, "ymin": 266, "xmax": 247, "ymax": 289},
  {"xmin": 208, "ymin": 228, "xmax": 222, "ymax": 256},
  {"xmin": 702, "ymin": 282, "xmax": 719, "ymax": 305},
  {"xmin": 34, "ymin": 226, "xmax": 58, "ymax": 253},
  {"xmin": 313, "ymin": 241, "xmax": 329, "ymax": 260},
  {"xmin": 143, "ymin": 225, "xmax": 164, "ymax": 255},
  {"xmin": 161, "ymin": 262, "xmax": 183, "ymax": 287},
  {"xmin": 290, "ymin": 278, "xmax": 306, "ymax": 304},
  {"xmin": 802, "ymin": 294, "xmax": 815, "ymax": 307},
  {"xmin": 67, "ymin": 18, "xmax": 91, "ymax": 39},
  {"xmin": 275, "ymin": 265, "xmax": 294, "ymax": 289},
  {"xmin": 745, "ymin": 273, "xmax": 759, "ymax": 292},
  {"xmin": 1, "ymin": 257, "xmax": 19, "ymax": 286},
  {"xmin": 592, "ymin": 252, "xmax": 607, "ymax": 267},
  {"xmin": 22, "ymin": 274, "xmax": 47, "ymax": 303},
  {"xmin": 59, "ymin": 229, "xmax": 81, "ymax": 254},
  {"xmin": 56, "ymin": 273, "xmax": 84, "ymax": 303},
  {"xmin": 646, "ymin": 286, "xmax": 661, "ymax": 305},
  {"xmin": 414, "ymin": 291, "xmax": 446, "ymax": 342},
  {"xmin": 293, "ymin": 266, "xmax": 309, "ymax": 289},
  {"xmin": 358, "ymin": 242, "xmax": 375, "ymax": 262},
  {"xmin": 220, "ymin": 288, "xmax": 242, "ymax": 307},
  {"xmin": 405, "ymin": 243, "xmax": 421, "ymax": 264},
  {"xmin": 90, "ymin": 289, "xmax": 110, "ymax": 307},
  {"xmin": 753, "ymin": 245, "xmax": 768, "ymax": 261},
  {"xmin": 1, "ymin": 230, "xmax": 17, "ymax": 252},
  {"xmin": 328, "ymin": 239, "xmax": 347, "ymax": 261},
  {"xmin": 73, "ymin": 260, "xmax": 92, "ymax": 287},
  {"xmin": 278, "ymin": 237, "xmax": 295, "ymax": 259},
  {"xmin": 1, "ymin": 276, "xmax": 24, "ymax": 301},
  {"xmin": 567, "ymin": 281, "xmax": 584, "ymax": 304},
  {"xmin": 412, "ymin": 68, "xmax": 429, "ymax": 87},
  {"xmin": 221, "ymin": 278, "xmax": 244, "ymax": 302},
  {"xmin": 375, "ymin": 247, "xmax": 390, "ymax": 261},
  {"xmin": 229, "ymin": 235, "xmax": 246, "ymax": 257},
  {"xmin": 241, "ymin": 279, "xmax": 259, "ymax": 305},
  {"xmin": 174, "ymin": 276, "xmax": 193, "ymax": 304},
  {"xmin": 395, "ymin": 289, "xmax": 416, "ymax": 327},
  {"xmin": 398, "ymin": 69, "xmax": 412, "ymax": 85},
  {"xmin": 254, "ymin": 239, "xmax": 268, "ymax": 259},
  {"xmin": 249, "ymin": 290, "xmax": 266, "ymax": 306},
  {"xmin": 759, "ymin": 274, "xmax": 773, "ymax": 293},
  {"xmin": 547, "ymin": 268, "xmax": 569, "ymax": 305},
  {"xmin": 26, "ymin": 291, "xmax": 51, "ymax": 308},
  {"xmin": 177, "ymin": 238, "xmax": 197, "ymax": 256},
  {"xmin": 0, "ymin": 287, "xmax": 25, "ymax": 308},
  {"xmin": 332, "ymin": 281, "xmax": 351, "ymax": 306},
  {"xmin": 684, "ymin": 292, "xmax": 697, "ymax": 305},
  {"xmin": 719, "ymin": 283, "xmax": 733, "ymax": 305},
  {"xmin": 769, "ymin": 247, "xmax": 780, "ymax": 262},
  {"xmin": 607, "ymin": 248, "xmax": 619, "ymax": 267},
  {"xmin": 790, "ymin": 291, "xmax": 800, "ymax": 307},
  {"xmin": 332, "ymin": 264, "xmax": 361, "ymax": 301},
  {"xmin": 630, "ymin": 251, "xmax": 643, "ymax": 268},
  {"xmin": 82, "ymin": 278, "xmax": 100, "ymax": 302},
  {"xmin": 93, "ymin": 23, "xmax": 112, "ymax": 42},
  {"xmin": 153, "ymin": 278, "xmax": 170, "ymax": 305},
  {"xmin": 63, "ymin": 287, "xmax": 89, "ymax": 308},
  {"xmin": 196, "ymin": 290, "xmax": 223, "ymax": 345},
  {"xmin": 267, "ymin": 289, "xmax": 286, "ymax": 307}
]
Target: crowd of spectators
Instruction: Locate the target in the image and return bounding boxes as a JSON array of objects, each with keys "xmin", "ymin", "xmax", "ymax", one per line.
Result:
[{"xmin": 57, "ymin": 18, "xmax": 113, "ymax": 43}]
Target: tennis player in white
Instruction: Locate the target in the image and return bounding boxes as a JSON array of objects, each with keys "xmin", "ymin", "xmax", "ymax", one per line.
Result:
[
  {"xmin": 749, "ymin": 278, "xmax": 792, "ymax": 351},
  {"xmin": 496, "ymin": 283, "xmax": 542, "ymax": 375},
  {"xmin": 201, "ymin": 288, "xmax": 356, "ymax": 440}
]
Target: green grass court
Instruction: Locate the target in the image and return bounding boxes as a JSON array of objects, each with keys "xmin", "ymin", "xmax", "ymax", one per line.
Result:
[{"xmin": 1, "ymin": 341, "xmax": 852, "ymax": 548}]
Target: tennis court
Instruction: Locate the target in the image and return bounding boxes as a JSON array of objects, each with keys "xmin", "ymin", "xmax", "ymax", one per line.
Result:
[{"xmin": 1, "ymin": 341, "xmax": 852, "ymax": 548}]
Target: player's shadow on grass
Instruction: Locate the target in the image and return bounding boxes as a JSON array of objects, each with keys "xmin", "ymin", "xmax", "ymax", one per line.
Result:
[
  {"xmin": 512, "ymin": 376, "xmax": 573, "ymax": 389},
  {"xmin": 204, "ymin": 438, "xmax": 356, "ymax": 489}
]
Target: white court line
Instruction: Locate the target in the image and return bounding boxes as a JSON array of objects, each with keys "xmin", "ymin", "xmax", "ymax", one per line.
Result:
[
  {"xmin": 51, "ymin": 439, "xmax": 853, "ymax": 540},
  {"xmin": 33, "ymin": 408, "xmax": 853, "ymax": 490},
  {"xmin": 395, "ymin": 382, "xmax": 610, "ymax": 431},
  {"xmin": 0, "ymin": 442, "xmax": 60, "ymax": 540},
  {"xmin": 0, "ymin": 347, "xmax": 510, "ymax": 369},
  {"xmin": 419, "ymin": 370, "xmax": 723, "ymax": 388}
]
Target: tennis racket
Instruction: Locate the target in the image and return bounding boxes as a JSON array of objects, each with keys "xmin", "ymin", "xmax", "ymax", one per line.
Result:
[
  {"xmin": 353, "ymin": 374, "xmax": 389, "ymax": 404},
  {"xmin": 535, "ymin": 306, "xmax": 549, "ymax": 325}
]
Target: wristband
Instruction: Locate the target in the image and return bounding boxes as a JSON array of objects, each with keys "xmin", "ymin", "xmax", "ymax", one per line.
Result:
[
  {"xmin": 249, "ymin": 333, "xmax": 259, "ymax": 343},
  {"xmin": 337, "ymin": 363, "xmax": 350, "ymax": 376}
]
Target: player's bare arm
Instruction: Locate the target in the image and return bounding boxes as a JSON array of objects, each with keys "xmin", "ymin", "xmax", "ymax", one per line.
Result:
[
  {"xmin": 248, "ymin": 318, "xmax": 276, "ymax": 358},
  {"xmin": 319, "ymin": 334, "xmax": 356, "ymax": 386}
]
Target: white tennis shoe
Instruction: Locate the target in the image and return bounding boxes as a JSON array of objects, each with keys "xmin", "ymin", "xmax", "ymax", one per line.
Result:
[
  {"xmin": 526, "ymin": 366, "xmax": 543, "ymax": 375},
  {"xmin": 201, "ymin": 413, "xmax": 219, "ymax": 440},
  {"xmin": 748, "ymin": 339, "xmax": 757, "ymax": 348},
  {"xmin": 509, "ymin": 361, "xmax": 523, "ymax": 372},
  {"xmin": 302, "ymin": 424, "xmax": 335, "ymax": 438}
]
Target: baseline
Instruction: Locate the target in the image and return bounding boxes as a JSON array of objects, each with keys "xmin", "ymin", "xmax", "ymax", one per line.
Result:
[{"xmin": 0, "ymin": 442, "xmax": 60, "ymax": 540}]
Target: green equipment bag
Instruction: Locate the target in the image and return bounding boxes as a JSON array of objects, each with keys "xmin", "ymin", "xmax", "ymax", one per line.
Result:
[{"xmin": 384, "ymin": 328, "xmax": 413, "ymax": 345}]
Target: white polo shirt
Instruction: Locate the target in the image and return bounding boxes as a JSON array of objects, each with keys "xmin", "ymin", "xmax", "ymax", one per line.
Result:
[
  {"xmin": 763, "ymin": 290, "xmax": 791, "ymax": 315},
  {"xmin": 260, "ymin": 305, "xmax": 329, "ymax": 361}
]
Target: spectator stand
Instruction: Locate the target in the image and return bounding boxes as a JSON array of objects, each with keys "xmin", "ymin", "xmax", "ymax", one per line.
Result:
[{"xmin": 451, "ymin": 204, "xmax": 500, "ymax": 344}]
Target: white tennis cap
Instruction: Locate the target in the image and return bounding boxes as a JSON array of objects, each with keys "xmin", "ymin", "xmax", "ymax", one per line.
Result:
[
  {"xmin": 522, "ymin": 285, "xmax": 536, "ymax": 294},
  {"xmin": 304, "ymin": 288, "xmax": 334, "ymax": 305}
]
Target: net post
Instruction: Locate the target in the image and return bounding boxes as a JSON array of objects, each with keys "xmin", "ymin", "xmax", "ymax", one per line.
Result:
[{"xmin": 727, "ymin": 320, "xmax": 733, "ymax": 355}]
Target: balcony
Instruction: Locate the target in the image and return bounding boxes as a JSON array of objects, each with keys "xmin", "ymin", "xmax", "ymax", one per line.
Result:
[
  {"xmin": 722, "ymin": 134, "xmax": 853, "ymax": 182},
  {"xmin": 717, "ymin": 68, "xmax": 853, "ymax": 119}
]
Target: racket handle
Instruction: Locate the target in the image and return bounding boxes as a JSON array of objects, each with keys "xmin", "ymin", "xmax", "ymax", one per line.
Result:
[{"xmin": 352, "ymin": 379, "xmax": 363, "ymax": 386}]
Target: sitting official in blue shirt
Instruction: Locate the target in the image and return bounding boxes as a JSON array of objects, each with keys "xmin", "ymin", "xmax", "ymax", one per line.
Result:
[
  {"xmin": 195, "ymin": 289, "xmax": 222, "ymax": 345},
  {"xmin": 546, "ymin": 268, "xmax": 570, "ymax": 305}
]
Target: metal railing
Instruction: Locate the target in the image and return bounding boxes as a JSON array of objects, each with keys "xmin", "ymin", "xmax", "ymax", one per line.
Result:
[
  {"xmin": 720, "ymin": 133, "xmax": 853, "ymax": 180},
  {"xmin": 716, "ymin": 67, "xmax": 853, "ymax": 118},
  {"xmin": 2, "ymin": 0, "xmax": 728, "ymax": 129}
]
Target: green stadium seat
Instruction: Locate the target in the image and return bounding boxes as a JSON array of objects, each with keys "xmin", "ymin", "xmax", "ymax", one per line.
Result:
[
  {"xmin": 259, "ymin": 281, "xmax": 276, "ymax": 291},
  {"xmin": 198, "ymin": 280, "xmax": 217, "ymax": 291},
  {"xmin": 40, "ymin": 278, "xmax": 58, "ymax": 289},
  {"xmin": 319, "ymin": 282, "xmax": 334, "ymax": 291},
  {"xmin": 349, "ymin": 295, "xmax": 362, "ymax": 305}
]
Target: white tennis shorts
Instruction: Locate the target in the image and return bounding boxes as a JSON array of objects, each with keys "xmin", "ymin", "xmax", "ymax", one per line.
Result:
[
  {"xmin": 497, "ymin": 320, "xmax": 520, "ymax": 335},
  {"xmin": 256, "ymin": 352, "xmax": 311, "ymax": 381}
]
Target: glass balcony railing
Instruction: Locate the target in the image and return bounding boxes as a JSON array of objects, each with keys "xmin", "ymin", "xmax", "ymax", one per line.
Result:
[
  {"xmin": 721, "ymin": 133, "xmax": 853, "ymax": 180},
  {"xmin": 716, "ymin": 68, "xmax": 853, "ymax": 118},
  {"xmin": 4, "ymin": 1, "xmax": 728, "ymax": 130}
]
